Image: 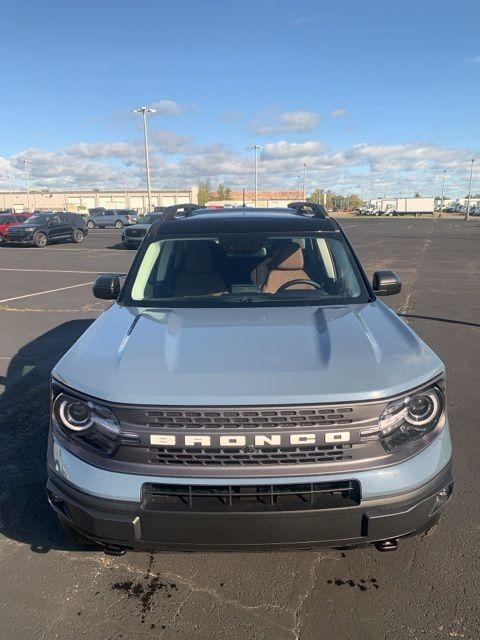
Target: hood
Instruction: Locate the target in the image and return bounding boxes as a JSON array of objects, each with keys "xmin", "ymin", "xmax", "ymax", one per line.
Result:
[{"xmin": 53, "ymin": 302, "xmax": 444, "ymax": 406}]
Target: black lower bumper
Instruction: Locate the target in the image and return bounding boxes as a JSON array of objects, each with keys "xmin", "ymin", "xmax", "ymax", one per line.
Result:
[{"xmin": 47, "ymin": 464, "xmax": 453, "ymax": 551}]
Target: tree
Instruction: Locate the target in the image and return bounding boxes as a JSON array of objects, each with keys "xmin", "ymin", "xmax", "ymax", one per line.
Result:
[
  {"xmin": 216, "ymin": 183, "xmax": 226, "ymax": 200},
  {"xmin": 224, "ymin": 187, "xmax": 232, "ymax": 200},
  {"xmin": 197, "ymin": 180, "xmax": 212, "ymax": 206},
  {"xmin": 308, "ymin": 189, "xmax": 324, "ymax": 205},
  {"xmin": 414, "ymin": 191, "xmax": 421, "ymax": 198}
]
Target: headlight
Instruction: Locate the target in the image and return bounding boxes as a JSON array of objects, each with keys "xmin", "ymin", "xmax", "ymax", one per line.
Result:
[
  {"xmin": 52, "ymin": 392, "xmax": 120, "ymax": 455},
  {"xmin": 361, "ymin": 383, "xmax": 444, "ymax": 452}
]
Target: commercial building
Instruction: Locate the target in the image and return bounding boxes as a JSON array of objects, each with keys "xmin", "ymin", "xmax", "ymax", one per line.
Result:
[{"xmin": 0, "ymin": 187, "xmax": 198, "ymax": 213}]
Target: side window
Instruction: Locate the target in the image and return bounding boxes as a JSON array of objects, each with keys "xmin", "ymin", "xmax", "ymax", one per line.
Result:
[{"xmin": 50, "ymin": 215, "xmax": 61, "ymax": 225}]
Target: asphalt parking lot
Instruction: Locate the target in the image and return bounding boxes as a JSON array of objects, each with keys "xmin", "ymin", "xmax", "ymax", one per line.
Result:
[{"xmin": 0, "ymin": 219, "xmax": 479, "ymax": 640}]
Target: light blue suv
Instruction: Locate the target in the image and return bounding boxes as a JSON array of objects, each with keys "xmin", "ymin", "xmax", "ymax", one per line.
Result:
[{"xmin": 47, "ymin": 202, "xmax": 453, "ymax": 554}]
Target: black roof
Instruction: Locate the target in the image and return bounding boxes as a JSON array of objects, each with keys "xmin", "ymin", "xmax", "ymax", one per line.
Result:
[{"xmin": 149, "ymin": 206, "xmax": 339, "ymax": 237}]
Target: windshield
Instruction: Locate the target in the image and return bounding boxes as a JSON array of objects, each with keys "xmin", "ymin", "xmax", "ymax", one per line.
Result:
[
  {"xmin": 0, "ymin": 216, "xmax": 15, "ymax": 224},
  {"xmin": 25, "ymin": 215, "xmax": 47, "ymax": 225},
  {"xmin": 141, "ymin": 214, "xmax": 161, "ymax": 224},
  {"xmin": 122, "ymin": 233, "xmax": 370, "ymax": 307}
]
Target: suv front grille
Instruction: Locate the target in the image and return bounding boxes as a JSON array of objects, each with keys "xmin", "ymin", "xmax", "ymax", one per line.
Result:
[
  {"xmin": 150, "ymin": 444, "xmax": 352, "ymax": 466},
  {"xmin": 142, "ymin": 480, "xmax": 361, "ymax": 512},
  {"xmin": 146, "ymin": 406, "xmax": 354, "ymax": 430}
]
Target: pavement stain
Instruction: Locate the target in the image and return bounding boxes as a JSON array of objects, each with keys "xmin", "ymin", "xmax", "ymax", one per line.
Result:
[
  {"xmin": 326, "ymin": 576, "xmax": 379, "ymax": 592},
  {"xmin": 110, "ymin": 554, "xmax": 178, "ymax": 624}
]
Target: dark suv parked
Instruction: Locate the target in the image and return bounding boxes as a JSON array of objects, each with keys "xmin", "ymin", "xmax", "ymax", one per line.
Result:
[{"xmin": 6, "ymin": 212, "xmax": 88, "ymax": 247}]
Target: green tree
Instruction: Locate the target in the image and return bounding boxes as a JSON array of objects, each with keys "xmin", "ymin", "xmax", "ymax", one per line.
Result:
[
  {"xmin": 217, "ymin": 183, "xmax": 226, "ymax": 200},
  {"xmin": 197, "ymin": 180, "xmax": 212, "ymax": 206},
  {"xmin": 224, "ymin": 187, "xmax": 232, "ymax": 200}
]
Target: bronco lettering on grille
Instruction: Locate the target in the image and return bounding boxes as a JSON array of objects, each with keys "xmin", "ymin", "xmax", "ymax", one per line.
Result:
[{"xmin": 150, "ymin": 432, "xmax": 351, "ymax": 447}]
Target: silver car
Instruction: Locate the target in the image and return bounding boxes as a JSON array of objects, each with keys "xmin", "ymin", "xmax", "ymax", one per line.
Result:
[
  {"xmin": 87, "ymin": 209, "xmax": 137, "ymax": 229},
  {"xmin": 47, "ymin": 203, "xmax": 453, "ymax": 553}
]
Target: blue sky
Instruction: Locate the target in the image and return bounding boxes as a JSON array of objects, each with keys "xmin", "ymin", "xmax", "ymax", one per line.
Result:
[{"xmin": 1, "ymin": 0, "xmax": 479, "ymax": 197}]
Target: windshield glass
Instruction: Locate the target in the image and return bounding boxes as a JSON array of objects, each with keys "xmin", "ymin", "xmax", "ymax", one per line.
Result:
[
  {"xmin": 141, "ymin": 214, "xmax": 161, "ymax": 224},
  {"xmin": 25, "ymin": 215, "xmax": 47, "ymax": 224},
  {"xmin": 122, "ymin": 233, "xmax": 370, "ymax": 307}
]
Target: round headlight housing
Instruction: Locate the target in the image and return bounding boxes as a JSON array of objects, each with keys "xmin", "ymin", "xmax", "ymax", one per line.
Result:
[
  {"xmin": 360, "ymin": 383, "xmax": 445, "ymax": 451},
  {"xmin": 56, "ymin": 396, "xmax": 93, "ymax": 432}
]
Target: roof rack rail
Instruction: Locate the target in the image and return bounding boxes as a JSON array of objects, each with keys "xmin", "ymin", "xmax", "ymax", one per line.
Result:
[
  {"xmin": 287, "ymin": 201, "xmax": 328, "ymax": 218},
  {"xmin": 163, "ymin": 203, "xmax": 202, "ymax": 220}
]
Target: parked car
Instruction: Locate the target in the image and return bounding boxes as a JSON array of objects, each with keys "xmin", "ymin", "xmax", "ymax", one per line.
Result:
[
  {"xmin": 87, "ymin": 209, "xmax": 138, "ymax": 229},
  {"xmin": 6, "ymin": 211, "xmax": 88, "ymax": 247},
  {"xmin": 121, "ymin": 205, "xmax": 201, "ymax": 249},
  {"xmin": 47, "ymin": 202, "xmax": 452, "ymax": 553},
  {"xmin": 121, "ymin": 212, "xmax": 164, "ymax": 249},
  {"xmin": 0, "ymin": 213, "xmax": 31, "ymax": 242}
]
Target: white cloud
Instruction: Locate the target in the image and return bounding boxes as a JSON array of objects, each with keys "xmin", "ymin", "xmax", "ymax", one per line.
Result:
[
  {"xmin": 332, "ymin": 108, "xmax": 348, "ymax": 118},
  {"xmin": 1, "ymin": 136, "xmax": 478, "ymax": 199},
  {"xmin": 150, "ymin": 99, "xmax": 183, "ymax": 116},
  {"xmin": 249, "ymin": 110, "xmax": 320, "ymax": 135},
  {"xmin": 467, "ymin": 54, "xmax": 480, "ymax": 64},
  {"xmin": 262, "ymin": 140, "xmax": 326, "ymax": 159}
]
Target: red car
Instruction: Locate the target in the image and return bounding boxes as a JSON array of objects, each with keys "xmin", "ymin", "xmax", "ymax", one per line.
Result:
[{"xmin": 0, "ymin": 213, "xmax": 31, "ymax": 242}]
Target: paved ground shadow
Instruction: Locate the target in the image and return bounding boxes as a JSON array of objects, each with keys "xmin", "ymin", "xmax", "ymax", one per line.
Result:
[{"xmin": 0, "ymin": 319, "xmax": 94, "ymax": 552}]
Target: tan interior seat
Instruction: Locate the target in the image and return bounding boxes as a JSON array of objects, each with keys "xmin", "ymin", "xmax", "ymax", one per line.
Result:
[
  {"xmin": 173, "ymin": 242, "xmax": 226, "ymax": 297},
  {"xmin": 262, "ymin": 241, "xmax": 310, "ymax": 293}
]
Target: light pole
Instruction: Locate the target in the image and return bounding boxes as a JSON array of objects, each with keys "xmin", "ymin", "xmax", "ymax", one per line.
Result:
[
  {"xmin": 8, "ymin": 175, "xmax": 13, "ymax": 212},
  {"xmin": 133, "ymin": 106, "xmax": 157, "ymax": 212},
  {"xmin": 248, "ymin": 145, "xmax": 261, "ymax": 206},
  {"xmin": 22, "ymin": 159, "xmax": 30, "ymax": 212},
  {"xmin": 297, "ymin": 175, "xmax": 301, "ymax": 198},
  {"xmin": 465, "ymin": 158, "xmax": 476, "ymax": 221},
  {"xmin": 122, "ymin": 171, "xmax": 128, "ymax": 206},
  {"xmin": 440, "ymin": 169, "xmax": 447, "ymax": 213},
  {"xmin": 303, "ymin": 163, "xmax": 307, "ymax": 199}
]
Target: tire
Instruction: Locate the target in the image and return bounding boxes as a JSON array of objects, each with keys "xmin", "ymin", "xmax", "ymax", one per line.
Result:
[
  {"xmin": 115, "ymin": 220, "xmax": 124, "ymax": 229},
  {"xmin": 72, "ymin": 229, "xmax": 84, "ymax": 243},
  {"xmin": 58, "ymin": 517, "xmax": 98, "ymax": 548},
  {"xmin": 34, "ymin": 232, "xmax": 48, "ymax": 248},
  {"xmin": 87, "ymin": 220, "xmax": 95, "ymax": 229}
]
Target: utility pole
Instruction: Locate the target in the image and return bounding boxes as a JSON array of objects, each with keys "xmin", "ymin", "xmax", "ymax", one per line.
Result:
[
  {"xmin": 303, "ymin": 163, "xmax": 307, "ymax": 199},
  {"xmin": 248, "ymin": 145, "xmax": 261, "ymax": 206},
  {"xmin": 133, "ymin": 106, "xmax": 157, "ymax": 212},
  {"xmin": 440, "ymin": 169, "xmax": 447, "ymax": 213},
  {"xmin": 22, "ymin": 159, "xmax": 30, "ymax": 212},
  {"xmin": 123, "ymin": 171, "xmax": 128, "ymax": 206},
  {"xmin": 465, "ymin": 158, "xmax": 476, "ymax": 221},
  {"xmin": 8, "ymin": 175, "xmax": 13, "ymax": 211},
  {"xmin": 297, "ymin": 176, "xmax": 301, "ymax": 198}
]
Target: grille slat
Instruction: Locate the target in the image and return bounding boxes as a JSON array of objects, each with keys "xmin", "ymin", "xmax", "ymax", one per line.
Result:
[
  {"xmin": 149, "ymin": 444, "xmax": 352, "ymax": 466},
  {"xmin": 142, "ymin": 480, "xmax": 361, "ymax": 512},
  {"xmin": 145, "ymin": 405, "xmax": 355, "ymax": 430}
]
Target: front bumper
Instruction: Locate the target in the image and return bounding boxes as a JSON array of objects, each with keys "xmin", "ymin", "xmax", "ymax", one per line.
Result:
[{"xmin": 47, "ymin": 436, "xmax": 453, "ymax": 550}]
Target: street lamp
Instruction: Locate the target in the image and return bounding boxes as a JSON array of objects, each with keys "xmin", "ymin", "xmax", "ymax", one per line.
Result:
[
  {"xmin": 7, "ymin": 175, "xmax": 13, "ymax": 212},
  {"xmin": 303, "ymin": 163, "xmax": 307, "ymax": 199},
  {"xmin": 248, "ymin": 145, "xmax": 261, "ymax": 206},
  {"xmin": 22, "ymin": 159, "xmax": 30, "ymax": 212},
  {"xmin": 133, "ymin": 106, "xmax": 157, "ymax": 212},
  {"xmin": 465, "ymin": 158, "xmax": 476, "ymax": 221},
  {"xmin": 440, "ymin": 169, "xmax": 447, "ymax": 213},
  {"xmin": 122, "ymin": 171, "xmax": 128, "ymax": 206},
  {"xmin": 297, "ymin": 175, "xmax": 301, "ymax": 198}
]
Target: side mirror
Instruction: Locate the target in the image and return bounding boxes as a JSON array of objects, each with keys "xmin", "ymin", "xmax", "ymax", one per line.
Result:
[
  {"xmin": 372, "ymin": 270, "xmax": 401, "ymax": 296},
  {"xmin": 93, "ymin": 274, "xmax": 121, "ymax": 300}
]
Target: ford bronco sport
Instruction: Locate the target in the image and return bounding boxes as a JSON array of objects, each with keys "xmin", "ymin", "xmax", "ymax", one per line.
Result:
[{"xmin": 47, "ymin": 203, "xmax": 453, "ymax": 553}]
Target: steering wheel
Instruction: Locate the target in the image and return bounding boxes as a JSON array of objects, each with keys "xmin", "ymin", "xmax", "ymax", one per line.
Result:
[{"xmin": 276, "ymin": 279, "xmax": 321, "ymax": 292}]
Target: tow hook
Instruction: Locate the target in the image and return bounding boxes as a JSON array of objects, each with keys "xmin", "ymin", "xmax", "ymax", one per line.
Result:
[
  {"xmin": 104, "ymin": 544, "xmax": 127, "ymax": 557},
  {"xmin": 374, "ymin": 538, "xmax": 398, "ymax": 552}
]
